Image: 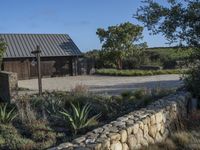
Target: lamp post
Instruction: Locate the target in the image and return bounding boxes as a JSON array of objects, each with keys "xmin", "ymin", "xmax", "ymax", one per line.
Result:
[{"xmin": 31, "ymin": 45, "xmax": 42, "ymax": 96}]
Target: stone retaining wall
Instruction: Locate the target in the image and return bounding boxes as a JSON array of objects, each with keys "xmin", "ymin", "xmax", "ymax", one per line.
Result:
[
  {"xmin": 50, "ymin": 92, "xmax": 191, "ymax": 150},
  {"xmin": 0, "ymin": 71, "xmax": 18, "ymax": 102}
]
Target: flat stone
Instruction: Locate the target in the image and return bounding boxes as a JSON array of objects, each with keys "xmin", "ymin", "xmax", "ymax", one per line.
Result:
[
  {"xmin": 73, "ymin": 137, "xmax": 86, "ymax": 144},
  {"xmin": 101, "ymin": 139, "xmax": 111, "ymax": 150},
  {"xmin": 157, "ymin": 123, "xmax": 162, "ymax": 131},
  {"xmin": 136, "ymin": 128, "xmax": 144, "ymax": 143},
  {"xmin": 127, "ymin": 135, "xmax": 137, "ymax": 150},
  {"xmin": 85, "ymin": 138, "xmax": 95, "ymax": 144},
  {"xmin": 110, "ymin": 126, "xmax": 119, "ymax": 133},
  {"xmin": 113, "ymin": 121, "xmax": 126, "ymax": 127},
  {"xmin": 111, "ymin": 142, "xmax": 122, "ymax": 150},
  {"xmin": 132, "ymin": 124, "xmax": 139, "ymax": 134},
  {"xmin": 93, "ymin": 128, "xmax": 104, "ymax": 134},
  {"xmin": 155, "ymin": 132, "xmax": 162, "ymax": 143},
  {"xmin": 126, "ymin": 120, "xmax": 134, "ymax": 126},
  {"xmin": 120, "ymin": 130, "xmax": 127, "ymax": 143},
  {"xmin": 99, "ymin": 134, "xmax": 107, "ymax": 138},
  {"xmin": 122, "ymin": 143, "xmax": 129, "ymax": 150},
  {"xmin": 109, "ymin": 133, "xmax": 121, "ymax": 141},
  {"xmin": 148, "ymin": 125, "xmax": 157, "ymax": 138},
  {"xmin": 126, "ymin": 126, "xmax": 133, "ymax": 135},
  {"xmin": 138, "ymin": 121, "xmax": 144, "ymax": 130},
  {"xmin": 155, "ymin": 112, "xmax": 163, "ymax": 123},
  {"xmin": 58, "ymin": 142, "xmax": 74, "ymax": 149},
  {"xmin": 143, "ymin": 125, "xmax": 148, "ymax": 136},
  {"xmin": 150, "ymin": 115, "xmax": 156, "ymax": 125},
  {"xmin": 117, "ymin": 117, "xmax": 129, "ymax": 122}
]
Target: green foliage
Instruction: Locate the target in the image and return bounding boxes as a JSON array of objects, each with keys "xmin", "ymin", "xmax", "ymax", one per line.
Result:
[
  {"xmin": 135, "ymin": 0, "xmax": 200, "ymax": 47},
  {"xmin": 59, "ymin": 103, "xmax": 100, "ymax": 134},
  {"xmin": 0, "ymin": 124, "xmax": 35, "ymax": 150},
  {"xmin": 96, "ymin": 22, "xmax": 145, "ymax": 69},
  {"xmin": 135, "ymin": 0, "xmax": 200, "ymax": 106},
  {"xmin": 184, "ymin": 66, "xmax": 200, "ymax": 107},
  {"xmin": 0, "ymin": 103, "xmax": 17, "ymax": 124},
  {"xmin": 25, "ymin": 120, "xmax": 57, "ymax": 149},
  {"xmin": 96, "ymin": 69, "xmax": 184, "ymax": 76},
  {"xmin": 145, "ymin": 47, "xmax": 193, "ymax": 69}
]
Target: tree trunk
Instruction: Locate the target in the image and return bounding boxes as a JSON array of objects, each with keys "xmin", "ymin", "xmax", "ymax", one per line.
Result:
[{"xmin": 116, "ymin": 58, "xmax": 123, "ymax": 70}]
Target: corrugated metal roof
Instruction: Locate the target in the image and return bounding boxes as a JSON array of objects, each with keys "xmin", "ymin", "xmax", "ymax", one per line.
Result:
[{"xmin": 0, "ymin": 34, "xmax": 82, "ymax": 58}]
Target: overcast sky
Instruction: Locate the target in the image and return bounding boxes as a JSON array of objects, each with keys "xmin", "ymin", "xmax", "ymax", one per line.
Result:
[{"xmin": 0, "ymin": 0, "xmax": 170, "ymax": 51}]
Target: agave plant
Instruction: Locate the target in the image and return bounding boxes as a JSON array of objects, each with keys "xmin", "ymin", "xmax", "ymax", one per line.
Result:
[
  {"xmin": 0, "ymin": 104, "xmax": 18, "ymax": 124},
  {"xmin": 60, "ymin": 103, "xmax": 100, "ymax": 134}
]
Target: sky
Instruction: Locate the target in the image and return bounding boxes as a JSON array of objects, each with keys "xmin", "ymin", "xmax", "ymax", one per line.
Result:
[{"xmin": 0, "ymin": 0, "xmax": 170, "ymax": 52}]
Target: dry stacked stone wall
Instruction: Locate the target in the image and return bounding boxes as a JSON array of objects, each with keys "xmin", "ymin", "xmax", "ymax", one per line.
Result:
[
  {"xmin": 50, "ymin": 92, "xmax": 191, "ymax": 150},
  {"xmin": 0, "ymin": 71, "xmax": 18, "ymax": 102}
]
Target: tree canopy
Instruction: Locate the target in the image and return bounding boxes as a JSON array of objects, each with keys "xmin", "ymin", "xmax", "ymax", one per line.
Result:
[
  {"xmin": 96, "ymin": 22, "xmax": 144, "ymax": 69},
  {"xmin": 135, "ymin": 0, "xmax": 200, "ymax": 48}
]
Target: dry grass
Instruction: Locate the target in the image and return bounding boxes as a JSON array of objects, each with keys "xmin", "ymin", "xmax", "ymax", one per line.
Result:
[
  {"xmin": 142, "ymin": 111, "xmax": 200, "ymax": 150},
  {"xmin": 70, "ymin": 84, "xmax": 89, "ymax": 95}
]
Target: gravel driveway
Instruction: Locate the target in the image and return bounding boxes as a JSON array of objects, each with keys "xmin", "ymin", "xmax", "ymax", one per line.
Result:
[{"xmin": 18, "ymin": 75, "xmax": 183, "ymax": 95}]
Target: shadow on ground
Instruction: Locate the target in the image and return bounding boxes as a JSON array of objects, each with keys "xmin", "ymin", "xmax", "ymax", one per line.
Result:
[{"xmin": 89, "ymin": 80, "xmax": 183, "ymax": 95}]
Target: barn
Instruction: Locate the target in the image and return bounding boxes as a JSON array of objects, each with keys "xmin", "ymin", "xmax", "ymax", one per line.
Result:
[{"xmin": 0, "ymin": 34, "xmax": 82, "ymax": 80}]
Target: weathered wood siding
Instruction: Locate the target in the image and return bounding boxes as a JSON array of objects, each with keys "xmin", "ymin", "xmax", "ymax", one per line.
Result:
[{"xmin": 2, "ymin": 57, "xmax": 72, "ymax": 80}]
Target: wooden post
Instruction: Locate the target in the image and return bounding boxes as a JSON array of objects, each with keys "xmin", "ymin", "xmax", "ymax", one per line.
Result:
[
  {"xmin": 37, "ymin": 48, "xmax": 42, "ymax": 95},
  {"xmin": 31, "ymin": 45, "xmax": 42, "ymax": 95}
]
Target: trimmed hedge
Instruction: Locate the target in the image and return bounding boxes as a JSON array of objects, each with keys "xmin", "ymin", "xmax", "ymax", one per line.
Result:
[{"xmin": 96, "ymin": 69, "xmax": 186, "ymax": 76}]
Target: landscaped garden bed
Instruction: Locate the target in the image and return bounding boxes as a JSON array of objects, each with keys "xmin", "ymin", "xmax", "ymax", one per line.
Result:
[
  {"xmin": 0, "ymin": 86, "xmax": 175, "ymax": 150},
  {"xmin": 96, "ymin": 69, "xmax": 186, "ymax": 76}
]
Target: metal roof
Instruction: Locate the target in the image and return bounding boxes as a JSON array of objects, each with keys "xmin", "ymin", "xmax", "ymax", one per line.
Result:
[{"xmin": 0, "ymin": 34, "xmax": 82, "ymax": 58}]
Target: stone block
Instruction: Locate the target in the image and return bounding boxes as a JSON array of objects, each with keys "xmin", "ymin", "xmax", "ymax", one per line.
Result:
[
  {"xmin": 120, "ymin": 130, "xmax": 127, "ymax": 143},
  {"xmin": 111, "ymin": 142, "xmax": 122, "ymax": 150}
]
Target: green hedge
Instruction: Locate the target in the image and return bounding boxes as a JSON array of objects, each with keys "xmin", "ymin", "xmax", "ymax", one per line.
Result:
[{"xmin": 96, "ymin": 69, "xmax": 186, "ymax": 76}]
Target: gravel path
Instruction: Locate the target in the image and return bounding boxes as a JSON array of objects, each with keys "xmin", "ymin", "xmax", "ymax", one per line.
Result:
[{"xmin": 18, "ymin": 75, "xmax": 183, "ymax": 95}]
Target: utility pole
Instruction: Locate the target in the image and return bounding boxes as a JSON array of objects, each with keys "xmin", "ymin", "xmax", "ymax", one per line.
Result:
[{"xmin": 31, "ymin": 45, "xmax": 42, "ymax": 96}]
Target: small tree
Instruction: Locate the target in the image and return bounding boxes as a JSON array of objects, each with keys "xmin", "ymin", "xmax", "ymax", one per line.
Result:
[
  {"xmin": 96, "ymin": 22, "xmax": 144, "ymax": 69},
  {"xmin": 0, "ymin": 38, "xmax": 6, "ymax": 70}
]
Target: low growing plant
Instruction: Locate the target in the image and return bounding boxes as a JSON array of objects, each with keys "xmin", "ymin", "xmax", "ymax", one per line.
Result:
[
  {"xmin": 0, "ymin": 103, "xmax": 17, "ymax": 124},
  {"xmin": 59, "ymin": 103, "xmax": 100, "ymax": 134}
]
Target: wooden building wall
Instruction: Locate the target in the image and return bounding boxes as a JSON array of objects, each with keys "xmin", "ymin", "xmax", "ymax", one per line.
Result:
[{"xmin": 2, "ymin": 57, "xmax": 73, "ymax": 80}]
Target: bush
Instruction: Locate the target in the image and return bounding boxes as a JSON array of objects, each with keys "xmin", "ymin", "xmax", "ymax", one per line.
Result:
[
  {"xmin": 0, "ymin": 103, "xmax": 17, "ymax": 124},
  {"xmin": 96, "ymin": 69, "xmax": 184, "ymax": 76},
  {"xmin": 70, "ymin": 84, "xmax": 89, "ymax": 95},
  {"xmin": 59, "ymin": 103, "xmax": 100, "ymax": 134},
  {"xmin": 171, "ymin": 132, "xmax": 191, "ymax": 148},
  {"xmin": 25, "ymin": 120, "xmax": 57, "ymax": 149},
  {"xmin": 184, "ymin": 66, "xmax": 200, "ymax": 107},
  {"xmin": 0, "ymin": 124, "xmax": 35, "ymax": 150}
]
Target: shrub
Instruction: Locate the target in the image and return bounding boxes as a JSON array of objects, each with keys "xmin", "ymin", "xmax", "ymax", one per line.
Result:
[
  {"xmin": 184, "ymin": 66, "xmax": 200, "ymax": 107},
  {"xmin": 171, "ymin": 132, "xmax": 191, "ymax": 148},
  {"xmin": 0, "ymin": 124, "xmax": 35, "ymax": 150},
  {"xmin": 15, "ymin": 96, "xmax": 37, "ymax": 124},
  {"xmin": 70, "ymin": 84, "xmax": 88, "ymax": 95},
  {"xmin": 133, "ymin": 89, "xmax": 146, "ymax": 99},
  {"xmin": 59, "ymin": 103, "xmax": 100, "ymax": 134},
  {"xmin": 96, "ymin": 69, "xmax": 184, "ymax": 76},
  {"xmin": 0, "ymin": 103, "xmax": 17, "ymax": 124},
  {"xmin": 121, "ymin": 91, "xmax": 133, "ymax": 99},
  {"xmin": 25, "ymin": 120, "xmax": 57, "ymax": 149}
]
